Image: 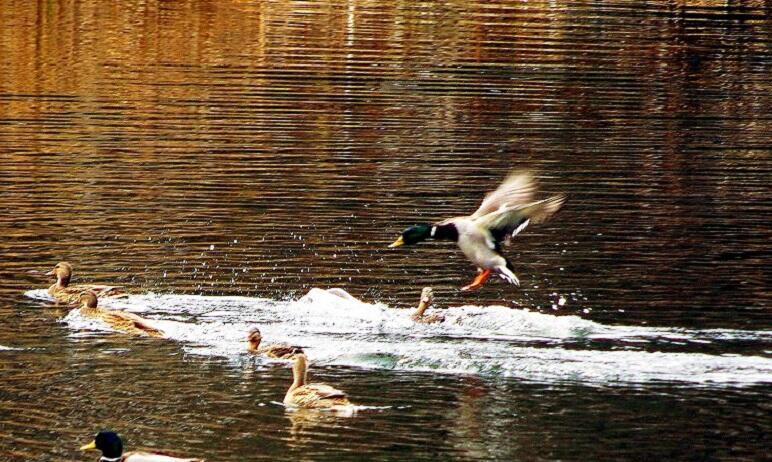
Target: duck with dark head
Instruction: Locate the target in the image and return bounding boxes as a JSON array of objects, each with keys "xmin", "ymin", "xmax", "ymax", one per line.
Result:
[
  {"xmin": 80, "ymin": 430, "xmax": 204, "ymax": 461},
  {"xmin": 46, "ymin": 261, "xmax": 125, "ymax": 304},
  {"xmin": 389, "ymin": 171, "xmax": 565, "ymax": 291}
]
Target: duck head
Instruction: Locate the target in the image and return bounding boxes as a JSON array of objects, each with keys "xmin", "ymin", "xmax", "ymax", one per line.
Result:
[
  {"xmin": 389, "ymin": 224, "xmax": 433, "ymax": 247},
  {"xmin": 389, "ymin": 223, "xmax": 459, "ymax": 247},
  {"xmin": 247, "ymin": 327, "xmax": 262, "ymax": 351},
  {"xmin": 80, "ymin": 430, "xmax": 123, "ymax": 459},
  {"xmin": 74, "ymin": 290, "xmax": 98, "ymax": 310},
  {"xmin": 414, "ymin": 287, "xmax": 434, "ymax": 317},
  {"xmin": 46, "ymin": 262, "xmax": 73, "ymax": 287},
  {"xmin": 420, "ymin": 287, "xmax": 434, "ymax": 305}
]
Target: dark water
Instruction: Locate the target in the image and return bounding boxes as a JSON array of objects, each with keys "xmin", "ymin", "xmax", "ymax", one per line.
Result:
[{"xmin": 1, "ymin": 1, "xmax": 770, "ymax": 461}]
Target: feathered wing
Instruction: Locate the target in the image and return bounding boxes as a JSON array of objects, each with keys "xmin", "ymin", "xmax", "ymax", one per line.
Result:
[
  {"xmin": 103, "ymin": 310, "xmax": 166, "ymax": 338},
  {"xmin": 49, "ymin": 286, "xmax": 83, "ymax": 303},
  {"xmin": 88, "ymin": 285, "xmax": 125, "ymax": 298},
  {"xmin": 470, "ymin": 171, "xmax": 537, "ymax": 219},
  {"xmin": 50, "ymin": 284, "xmax": 124, "ymax": 303},
  {"xmin": 288, "ymin": 384, "xmax": 351, "ymax": 409},
  {"xmin": 474, "ymin": 195, "xmax": 566, "ymax": 245},
  {"xmin": 260, "ymin": 344, "xmax": 304, "ymax": 359},
  {"xmin": 306, "ymin": 383, "xmax": 348, "ymax": 399}
]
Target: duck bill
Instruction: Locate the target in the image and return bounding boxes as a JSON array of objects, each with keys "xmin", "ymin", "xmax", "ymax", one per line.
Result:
[
  {"xmin": 388, "ymin": 237, "xmax": 405, "ymax": 248},
  {"xmin": 79, "ymin": 440, "xmax": 97, "ymax": 451},
  {"xmin": 44, "ymin": 269, "xmax": 55, "ymax": 276}
]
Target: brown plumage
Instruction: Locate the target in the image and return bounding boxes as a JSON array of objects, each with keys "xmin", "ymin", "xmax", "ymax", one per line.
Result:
[
  {"xmin": 411, "ymin": 287, "xmax": 444, "ymax": 324},
  {"xmin": 283, "ymin": 354, "xmax": 353, "ymax": 410},
  {"xmin": 75, "ymin": 291, "xmax": 165, "ymax": 338},
  {"xmin": 246, "ymin": 327, "xmax": 303, "ymax": 359},
  {"xmin": 46, "ymin": 262, "xmax": 125, "ymax": 304}
]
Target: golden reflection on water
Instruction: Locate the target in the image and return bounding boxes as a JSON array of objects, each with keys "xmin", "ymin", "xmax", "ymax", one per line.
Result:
[
  {"xmin": 1, "ymin": 0, "xmax": 770, "ymax": 461},
  {"xmin": 1, "ymin": 0, "xmax": 768, "ymax": 320}
]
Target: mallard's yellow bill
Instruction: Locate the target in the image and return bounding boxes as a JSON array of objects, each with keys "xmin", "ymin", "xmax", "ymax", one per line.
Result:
[
  {"xmin": 388, "ymin": 237, "xmax": 404, "ymax": 248},
  {"xmin": 80, "ymin": 440, "xmax": 97, "ymax": 451}
]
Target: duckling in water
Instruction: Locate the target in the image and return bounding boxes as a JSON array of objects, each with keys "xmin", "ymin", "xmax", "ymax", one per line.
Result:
[
  {"xmin": 46, "ymin": 262, "xmax": 125, "ymax": 303},
  {"xmin": 246, "ymin": 327, "xmax": 304, "ymax": 359},
  {"xmin": 74, "ymin": 291, "xmax": 165, "ymax": 338},
  {"xmin": 411, "ymin": 287, "xmax": 444, "ymax": 324},
  {"xmin": 80, "ymin": 430, "xmax": 204, "ymax": 462},
  {"xmin": 284, "ymin": 353, "xmax": 355, "ymax": 411}
]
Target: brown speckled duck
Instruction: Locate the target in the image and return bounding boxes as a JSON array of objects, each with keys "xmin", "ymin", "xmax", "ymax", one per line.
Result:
[
  {"xmin": 411, "ymin": 287, "xmax": 444, "ymax": 324},
  {"xmin": 284, "ymin": 353, "xmax": 355, "ymax": 411},
  {"xmin": 246, "ymin": 327, "xmax": 304, "ymax": 359},
  {"xmin": 74, "ymin": 291, "xmax": 165, "ymax": 338},
  {"xmin": 46, "ymin": 262, "xmax": 125, "ymax": 304}
]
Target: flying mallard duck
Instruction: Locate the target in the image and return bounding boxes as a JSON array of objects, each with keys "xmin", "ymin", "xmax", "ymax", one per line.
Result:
[
  {"xmin": 73, "ymin": 291, "xmax": 165, "ymax": 338},
  {"xmin": 284, "ymin": 353, "xmax": 355, "ymax": 411},
  {"xmin": 46, "ymin": 262, "xmax": 125, "ymax": 304},
  {"xmin": 389, "ymin": 171, "xmax": 565, "ymax": 291},
  {"xmin": 246, "ymin": 327, "xmax": 304, "ymax": 359},
  {"xmin": 411, "ymin": 287, "xmax": 444, "ymax": 324},
  {"xmin": 80, "ymin": 430, "xmax": 203, "ymax": 462}
]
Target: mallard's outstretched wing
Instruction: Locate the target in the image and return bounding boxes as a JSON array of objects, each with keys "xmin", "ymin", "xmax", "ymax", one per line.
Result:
[
  {"xmin": 470, "ymin": 171, "xmax": 537, "ymax": 219},
  {"xmin": 474, "ymin": 195, "xmax": 566, "ymax": 245}
]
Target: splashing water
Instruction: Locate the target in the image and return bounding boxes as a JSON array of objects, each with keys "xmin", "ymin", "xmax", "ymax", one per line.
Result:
[
  {"xmin": 0, "ymin": 345, "xmax": 24, "ymax": 351},
  {"xmin": 25, "ymin": 288, "xmax": 772, "ymax": 387}
]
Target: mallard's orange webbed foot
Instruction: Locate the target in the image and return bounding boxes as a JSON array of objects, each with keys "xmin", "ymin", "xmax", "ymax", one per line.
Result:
[{"xmin": 460, "ymin": 269, "xmax": 491, "ymax": 291}]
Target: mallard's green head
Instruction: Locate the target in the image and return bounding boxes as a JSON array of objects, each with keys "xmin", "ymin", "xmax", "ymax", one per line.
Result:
[
  {"xmin": 389, "ymin": 224, "xmax": 433, "ymax": 247},
  {"xmin": 80, "ymin": 430, "xmax": 123, "ymax": 458}
]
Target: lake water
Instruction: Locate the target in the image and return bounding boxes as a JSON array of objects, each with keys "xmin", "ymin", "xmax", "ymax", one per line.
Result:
[{"xmin": 1, "ymin": 1, "xmax": 770, "ymax": 461}]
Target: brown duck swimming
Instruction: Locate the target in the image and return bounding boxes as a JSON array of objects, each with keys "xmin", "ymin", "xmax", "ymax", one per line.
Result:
[
  {"xmin": 411, "ymin": 287, "xmax": 444, "ymax": 324},
  {"xmin": 246, "ymin": 327, "xmax": 303, "ymax": 359},
  {"xmin": 74, "ymin": 291, "xmax": 165, "ymax": 338},
  {"xmin": 46, "ymin": 262, "xmax": 125, "ymax": 304},
  {"xmin": 283, "ymin": 353, "xmax": 354, "ymax": 411}
]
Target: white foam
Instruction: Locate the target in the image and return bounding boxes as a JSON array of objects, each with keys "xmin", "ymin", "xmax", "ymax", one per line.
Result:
[
  {"xmin": 27, "ymin": 288, "xmax": 772, "ymax": 386},
  {"xmin": 62, "ymin": 309, "xmax": 118, "ymax": 333},
  {"xmin": 0, "ymin": 345, "xmax": 23, "ymax": 351},
  {"xmin": 24, "ymin": 289, "xmax": 52, "ymax": 301}
]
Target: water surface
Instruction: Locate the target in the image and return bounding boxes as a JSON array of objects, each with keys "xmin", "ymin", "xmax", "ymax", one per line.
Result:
[{"xmin": 1, "ymin": 0, "xmax": 770, "ymax": 461}]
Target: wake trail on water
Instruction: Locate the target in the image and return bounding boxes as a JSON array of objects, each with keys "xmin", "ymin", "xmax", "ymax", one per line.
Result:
[{"xmin": 25, "ymin": 288, "xmax": 772, "ymax": 387}]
